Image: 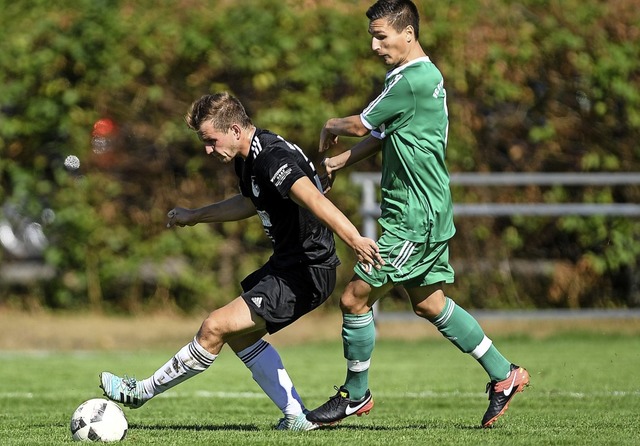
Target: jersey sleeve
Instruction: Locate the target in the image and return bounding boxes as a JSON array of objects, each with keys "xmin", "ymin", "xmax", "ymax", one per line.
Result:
[
  {"xmin": 255, "ymin": 145, "xmax": 308, "ymax": 198},
  {"xmin": 360, "ymin": 73, "xmax": 413, "ymax": 138}
]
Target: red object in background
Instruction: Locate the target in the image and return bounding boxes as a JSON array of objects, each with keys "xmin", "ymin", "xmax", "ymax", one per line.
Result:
[
  {"xmin": 92, "ymin": 118, "xmax": 117, "ymax": 137},
  {"xmin": 90, "ymin": 118, "xmax": 119, "ymax": 168}
]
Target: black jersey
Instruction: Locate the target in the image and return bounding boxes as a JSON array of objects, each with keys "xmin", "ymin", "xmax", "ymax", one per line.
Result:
[{"xmin": 235, "ymin": 128, "xmax": 340, "ymax": 269}]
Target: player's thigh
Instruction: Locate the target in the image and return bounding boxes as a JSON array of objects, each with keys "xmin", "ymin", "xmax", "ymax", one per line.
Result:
[
  {"xmin": 341, "ymin": 275, "xmax": 392, "ymax": 314},
  {"xmin": 405, "ymin": 283, "xmax": 446, "ymax": 319},
  {"xmin": 200, "ymin": 296, "xmax": 267, "ymax": 341}
]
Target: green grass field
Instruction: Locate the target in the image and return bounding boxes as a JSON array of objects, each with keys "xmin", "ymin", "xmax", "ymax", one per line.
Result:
[{"xmin": 1, "ymin": 333, "xmax": 639, "ymax": 445}]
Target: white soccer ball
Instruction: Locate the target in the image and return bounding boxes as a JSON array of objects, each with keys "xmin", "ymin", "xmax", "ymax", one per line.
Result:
[{"xmin": 70, "ymin": 398, "xmax": 128, "ymax": 442}]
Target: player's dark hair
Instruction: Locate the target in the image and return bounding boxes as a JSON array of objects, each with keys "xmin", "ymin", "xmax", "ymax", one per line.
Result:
[
  {"xmin": 366, "ymin": 0, "xmax": 420, "ymax": 39},
  {"xmin": 185, "ymin": 92, "xmax": 253, "ymax": 132}
]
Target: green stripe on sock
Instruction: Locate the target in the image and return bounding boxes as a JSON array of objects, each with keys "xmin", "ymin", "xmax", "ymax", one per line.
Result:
[{"xmin": 342, "ymin": 311, "xmax": 375, "ymax": 400}]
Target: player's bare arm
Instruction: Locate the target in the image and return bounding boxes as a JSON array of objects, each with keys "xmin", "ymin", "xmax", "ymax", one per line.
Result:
[
  {"xmin": 320, "ymin": 114, "xmax": 370, "ymax": 152},
  {"xmin": 320, "ymin": 135, "xmax": 381, "ymax": 193},
  {"xmin": 166, "ymin": 194, "xmax": 256, "ymax": 228},
  {"xmin": 324, "ymin": 135, "xmax": 381, "ymax": 174},
  {"xmin": 288, "ymin": 176, "xmax": 384, "ymax": 268}
]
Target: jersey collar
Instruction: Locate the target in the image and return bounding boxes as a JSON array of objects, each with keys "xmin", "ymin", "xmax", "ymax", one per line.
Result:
[
  {"xmin": 248, "ymin": 127, "xmax": 262, "ymax": 160},
  {"xmin": 385, "ymin": 56, "xmax": 431, "ymax": 79}
]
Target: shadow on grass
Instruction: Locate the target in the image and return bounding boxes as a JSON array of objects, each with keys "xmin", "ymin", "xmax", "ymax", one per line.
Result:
[
  {"xmin": 129, "ymin": 423, "xmax": 259, "ymax": 432},
  {"xmin": 321, "ymin": 422, "xmax": 482, "ymax": 431},
  {"xmin": 129, "ymin": 421, "xmax": 481, "ymax": 432},
  {"xmin": 310, "ymin": 423, "xmax": 475, "ymax": 431}
]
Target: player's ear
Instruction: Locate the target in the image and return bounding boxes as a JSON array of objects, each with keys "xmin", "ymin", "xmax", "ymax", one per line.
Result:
[
  {"xmin": 405, "ymin": 25, "xmax": 414, "ymax": 43},
  {"xmin": 231, "ymin": 124, "xmax": 242, "ymax": 140}
]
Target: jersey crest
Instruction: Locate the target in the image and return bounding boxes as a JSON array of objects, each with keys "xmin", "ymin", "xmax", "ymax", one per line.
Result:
[{"xmin": 251, "ymin": 176, "xmax": 260, "ymax": 197}]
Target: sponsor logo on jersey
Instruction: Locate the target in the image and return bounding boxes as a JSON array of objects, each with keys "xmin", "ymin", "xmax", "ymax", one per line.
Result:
[
  {"xmin": 251, "ymin": 297, "xmax": 263, "ymax": 308},
  {"xmin": 433, "ymin": 78, "xmax": 445, "ymax": 98},
  {"xmin": 270, "ymin": 164, "xmax": 292, "ymax": 187},
  {"xmin": 256, "ymin": 210, "xmax": 272, "ymax": 228}
]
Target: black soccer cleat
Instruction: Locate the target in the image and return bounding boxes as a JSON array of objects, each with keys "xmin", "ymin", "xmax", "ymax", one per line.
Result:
[
  {"xmin": 306, "ymin": 386, "xmax": 374, "ymax": 425},
  {"xmin": 482, "ymin": 364, "xmax": 530, "ymax": 427}
]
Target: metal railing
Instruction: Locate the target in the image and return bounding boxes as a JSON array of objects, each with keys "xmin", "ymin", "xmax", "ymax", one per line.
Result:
[
  {"xmin": 351, "ymin": 172, "xmax": 640, "ymax": 238},
  {"xmin": 349, "ymin": 171, "xmax": 640, "ymax": 317}
]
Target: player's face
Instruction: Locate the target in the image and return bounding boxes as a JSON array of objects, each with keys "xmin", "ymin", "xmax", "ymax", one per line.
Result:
[
  {"xmin": 198, "ymin": 121, "xmax": 239, "ymax": 163},
  {"xmin": 369, "ymin": 18, "xmax": 412, "ymax": 67}
]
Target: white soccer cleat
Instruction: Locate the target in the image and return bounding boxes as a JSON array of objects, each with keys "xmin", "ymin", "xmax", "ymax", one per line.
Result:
[
  {"xmin": 99, "ymin": 371, "xmax": 148, "ymax": 409},
  {"xmin": 275, "ymin": 410, "xmax": 320, "ymax": 431}
]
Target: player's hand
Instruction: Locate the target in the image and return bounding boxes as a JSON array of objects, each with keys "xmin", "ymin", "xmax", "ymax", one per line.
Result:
[
  {"xmin": 318, "ymin": 157, "xmax": 336, "ymax": 193},
  {"xmin": 166, "ymin": 207, "xmax": 196, "ymax": 228},
  {"xmin": 353, "ymin": 237, "xmax": 384, "ymax": 270},
  {"xmin": 319, "ymin": 126, "xmax": 338, "ymax": 153}
]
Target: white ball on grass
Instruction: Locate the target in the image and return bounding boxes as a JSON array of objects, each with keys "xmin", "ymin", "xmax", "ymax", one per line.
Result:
[{"xmin": 70, "ymin": 398, "xmax": 128, "ymax": 442}]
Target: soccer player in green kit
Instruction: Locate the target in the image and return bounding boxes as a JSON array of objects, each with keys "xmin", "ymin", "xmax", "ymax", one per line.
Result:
[{"xmin": 303, "ymin": 0, "xmax": 529, "ymax": 429}]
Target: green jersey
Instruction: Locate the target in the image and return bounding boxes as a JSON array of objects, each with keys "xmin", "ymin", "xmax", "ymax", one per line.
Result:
[{"xmin": 360, "ymin": 56, "xmax": 455, "ymax": 243}]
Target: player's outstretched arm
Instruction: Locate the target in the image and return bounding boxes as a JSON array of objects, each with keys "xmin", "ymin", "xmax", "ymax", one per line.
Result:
[
  {"xmin": 166, "ymin": 194, "xmax": 255, "ymax": 228},
  {"xmin": 323, "ymin": 135, "xmax": 381, "ymax": 175},
  {"xmin": 289, "ymin": 177, "xmax": 384, "ymax": 268},
  {"xmin": 319, "ymin": 115, "xmax": 369, "ymax": 152},
  {"xmin": 319, "ymin": 135, "xmax": 381, "ymax": 193}
]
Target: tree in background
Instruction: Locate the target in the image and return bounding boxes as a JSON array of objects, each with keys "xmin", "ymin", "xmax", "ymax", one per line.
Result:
[{"xmin": 0, "ymin": 0, "xmax": 638, "ymax": 311}]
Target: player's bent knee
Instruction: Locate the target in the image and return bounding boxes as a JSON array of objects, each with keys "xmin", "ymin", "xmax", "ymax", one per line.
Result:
[
  {"xmin": 339, "ymin": 282, "xmax": 374, "ymax": 314},
  {"xmin": 409, "ymin": 287, "xmax": 447, "ymax": 319},
  {"xmin": 412, "ymin": 299, "xmax": 444, "ymax": 320},
  {"xmin": 196, "ymin": 318, "xmax": 225, "ymax": 351},
  {"xmin": 339, "ymin": 296, "xmax": 370, "ymax": 314}
]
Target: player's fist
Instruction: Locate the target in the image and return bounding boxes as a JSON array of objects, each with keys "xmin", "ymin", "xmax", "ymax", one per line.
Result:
[{"xmin": 166, "ymin": 207, "xmax": 196, "ymax": 228}]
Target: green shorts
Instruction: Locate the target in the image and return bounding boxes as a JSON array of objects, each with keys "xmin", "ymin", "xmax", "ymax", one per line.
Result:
[{"xmin": 354, "ymin": 232, "xmax": 455, "ymax": 289}]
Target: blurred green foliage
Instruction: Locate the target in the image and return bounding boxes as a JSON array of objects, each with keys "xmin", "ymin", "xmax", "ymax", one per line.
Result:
[{"xmin": 0, "ymin": 0, "xmax": 639, "ymax": 312}]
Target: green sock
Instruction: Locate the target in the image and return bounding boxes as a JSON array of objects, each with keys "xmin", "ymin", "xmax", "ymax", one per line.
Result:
[
  {"xmin": 342, "ymin": 310, "xmax": 375, "ymax": 400},
  {"xmin": 433, "ymin": 297, "xmax": 511, "ymax": 381},
  {"xmin": 477, "ymin": 345, "xmax": 511, "ymax": 381}
]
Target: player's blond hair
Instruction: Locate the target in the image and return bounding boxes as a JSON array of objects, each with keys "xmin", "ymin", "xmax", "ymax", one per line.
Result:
[{"xmin": 185, "ymin": 92, "xmax": 253, "ymax": 133}]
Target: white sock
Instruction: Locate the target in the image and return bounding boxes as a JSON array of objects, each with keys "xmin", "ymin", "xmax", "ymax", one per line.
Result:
[
  {"xmin": 141, "ymin": 337, "xmax": 217, "ymax": 398},
  {"xmin": 236, "ymin": 340, "xmax": 304, "ymax": 416}
]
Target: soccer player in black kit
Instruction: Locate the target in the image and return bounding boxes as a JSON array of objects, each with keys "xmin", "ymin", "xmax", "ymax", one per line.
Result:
[{"xmin": 100, "ymin": 92, "xmax": 383, "ymax": 430}]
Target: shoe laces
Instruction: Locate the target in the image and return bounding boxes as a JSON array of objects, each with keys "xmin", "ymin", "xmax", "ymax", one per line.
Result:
[
  {"xmin": 322, "ymin": 386, "xmax": 347, "ymax": 409},
  {"xmin": 276, "ymin": 415, "xmax": 295, "ymax": 430},
  {"xmin": 276, "ymin": 410, "xmax": 312, "ymax": 430},
  {"xmin": 485, "ymin": 381, "xmax": 496, "ymax": 399},
  {"xmin": 121, "ymin": 375, "xmax": 139, "ymax": 392}
]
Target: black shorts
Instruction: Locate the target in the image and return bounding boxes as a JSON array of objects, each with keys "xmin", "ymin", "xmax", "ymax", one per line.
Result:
[{"xmin": 240, "ymin": 262, "xmax": 336, "ymax": 334}]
